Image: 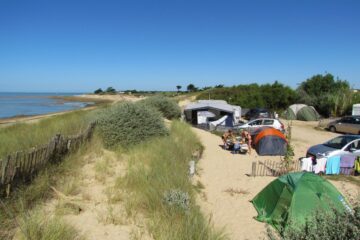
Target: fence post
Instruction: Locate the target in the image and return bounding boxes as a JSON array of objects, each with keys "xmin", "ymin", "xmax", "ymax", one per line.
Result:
[{"xmin": 251, "ymin": 162, "xmax": 256, "ymax": 177}]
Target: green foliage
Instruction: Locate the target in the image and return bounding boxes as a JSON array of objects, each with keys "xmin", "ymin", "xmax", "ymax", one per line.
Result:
[
  {"xmin": 105, "ymin": 86, "xmax": 116, "ymax": 94},
  {"xmin": 197, "ymin": 81, "xmax": 298, "ymax": 111},
  {"xmin": 297, "ymin": 73, "xmax": 353, "ymax": 117},
  {"xmin": 276, "ymin": 207, "xmax": 360, "ymax": 240},
  {"xmin": 176, "ymin": 85, "xmax": 182, "ymax": 92},
  {"xmin": 139, "ymin": 96, "xmax": 181, "ymax": 120},
  {"xmin": 97, "ymin": 102, "xmax": 169, "ymax": 148},
  {"xmin": 187, "ymin": 84, "xmax": 198, "ymax": 92},
  {"xmin": 282, "ymin": 122, "xmax": 294, "ymax": 172},
  {"xmin": 94, "ymin": 88, "xmax": 103, "ymax": 94},
  {"xmin": 119, "ymin": 121, "xmax": 226, "ymax": 239}
]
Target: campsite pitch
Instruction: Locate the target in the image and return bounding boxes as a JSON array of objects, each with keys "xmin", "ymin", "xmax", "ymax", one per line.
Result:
[{"xmin": 193, "ymin": 120, "xmax": 359, "ymax": 240}]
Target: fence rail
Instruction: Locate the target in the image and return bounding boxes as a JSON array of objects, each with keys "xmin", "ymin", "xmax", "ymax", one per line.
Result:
[
  {"xmin": 251, "ymin": 159, "xmax": 301, "ymax": 177},
  {"xmin": 0, "ymin": 122, "xmax": 96, "ymax": 196}
]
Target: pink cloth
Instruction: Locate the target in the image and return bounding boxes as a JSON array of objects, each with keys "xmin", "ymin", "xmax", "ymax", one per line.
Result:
[{"xmin": 313, "ymin": 157, "xmax": 327, "ymax": 174}]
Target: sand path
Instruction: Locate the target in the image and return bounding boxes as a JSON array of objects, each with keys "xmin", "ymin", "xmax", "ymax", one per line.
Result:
[{"xmin": 193, "ymin": 127, "xmax": 272, "ymax": 240}]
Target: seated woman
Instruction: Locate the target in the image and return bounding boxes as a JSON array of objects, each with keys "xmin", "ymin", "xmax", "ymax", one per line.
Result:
[{"xmin": 222, "ymin": 129, "xmax": 234, "ymax": 149}]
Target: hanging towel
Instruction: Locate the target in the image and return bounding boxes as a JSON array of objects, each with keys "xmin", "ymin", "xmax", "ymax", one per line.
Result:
[
  {"xmin": 313, "ymin": 157, "xmax": 327, "ymax": 174},
  {"xmin": 340, "ymin": 155, "xmax": 356, "ymax": 175},
  {"xmin": 301, "ymin": 157, "xmax": 313, "ymax": 172},
  {"xmin": 326, "ymin": 155, "xmax": 341, "ymax": 175}
]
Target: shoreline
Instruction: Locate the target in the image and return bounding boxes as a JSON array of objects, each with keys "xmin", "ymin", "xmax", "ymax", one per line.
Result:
[{"xmin": 0, "ymin": 94, "xmax": 142, "ymax": 127}]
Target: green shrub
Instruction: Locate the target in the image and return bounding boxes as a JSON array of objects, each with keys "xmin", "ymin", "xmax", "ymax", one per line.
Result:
[
  {"xmin": 97, "ymin": 102, "xmax": 169, "ymax": 148},
  {"xmin": 139, "ymin": 96, "xmax": 181, "ymax": 120},
  {"xmin": 268, "ymin": 207, "xmax": 360, "ymax": 240}
]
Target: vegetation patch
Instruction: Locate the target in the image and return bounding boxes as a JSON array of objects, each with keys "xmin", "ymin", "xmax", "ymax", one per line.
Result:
[
  {"xmin": 97, "ymin": 102, "xmax": 169, "ymax": 148},
  {"xmin": 17, "ymin": 207, "xmax": 84, "ymax": 240},
  {"xmin": 118, "ymin": 121, "xmax": 226, "ymax": 239},
  {"xmin": 139, "ymin": 95, "xmax": 181, "ymax": 120},
  {"xmin": 267, "ymin": 207, "xmax": 360, "ymax": 240}
]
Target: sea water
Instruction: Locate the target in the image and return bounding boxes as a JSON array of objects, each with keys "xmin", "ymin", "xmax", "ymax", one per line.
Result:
[{"xmin": 0, "ymin": 92, "xmax": 92, "ymax": 119}]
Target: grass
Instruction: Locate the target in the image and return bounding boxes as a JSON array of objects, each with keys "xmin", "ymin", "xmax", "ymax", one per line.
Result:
[
  {"xmin": 117, "ymin": 121, "xmax": 227, "ymax": 240},
  {"xmin": 17, "ymin": 207, "xmax": 84, "ymax": 240},
  {"xmin": 0, "ymin": 133, "xmax": 103, "ymax": 239},
  {"xmin": 0, "ymin": 109, "xmax": 97, "ymax": 159}
]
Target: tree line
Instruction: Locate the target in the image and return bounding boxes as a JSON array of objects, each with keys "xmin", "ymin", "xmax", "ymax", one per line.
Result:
[{"xmin": 196, "ymin": 73, "xmax": 360, "ymax": 117}]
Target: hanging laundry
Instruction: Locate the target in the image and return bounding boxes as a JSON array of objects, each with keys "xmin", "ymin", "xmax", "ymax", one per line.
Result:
[
  {"xmin": 300, "ymin": 157, "xmax": 313, "ymax": 172},
  {"xmin": 313, "ymin": 157, "xmax": 327, "ymax": 174},
  {"xmin": 340, "ymin": 155, "xmax": 356, "ymax": 175},
  {"xmin": 326, "ymin": 155, "xmax": 341, "ymax": 175}
]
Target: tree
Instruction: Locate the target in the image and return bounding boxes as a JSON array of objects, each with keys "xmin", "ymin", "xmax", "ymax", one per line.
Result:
[
  {"xmin": 176, "ymin": 85, "xmax": 182, "ymax": 93},
  {"xmin": 105, "ymin": 87, "xmax": 116, "ymax": 94},
  {"xmin": 94, "ymin": 88, "xmax": 103, "ymax": 94},
  {"xmin": 297, "ymin": 73, "xmax": 351, "ymax": 117},
  {"xmin": 214, "ymin": 84, "xmax": 224, "ymax": 88},
  {"xmin": 187, "ymin": 84, "xmax": 197, "ymax": 92}
]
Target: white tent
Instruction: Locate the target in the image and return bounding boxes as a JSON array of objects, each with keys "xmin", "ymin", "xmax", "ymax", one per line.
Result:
[{"xmin": 353, "ymin": 104, "xmax": 360, "ymax": 116}]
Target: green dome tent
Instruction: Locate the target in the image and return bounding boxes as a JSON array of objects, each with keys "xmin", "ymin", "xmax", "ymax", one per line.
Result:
[
  {"xmin": 283, "ymin": 108, "xmax": 296, "ymax": 120},
  {"xmin": 252, "ymin": 172, "xmax": 352, "ymax": 233},
  {"xmin": 297, "ymin": 106, "xmax": 319, "ymax": 121},
  {"xmin": 283, "ymin": 104, "xmax": 320, "ymax": 121}
]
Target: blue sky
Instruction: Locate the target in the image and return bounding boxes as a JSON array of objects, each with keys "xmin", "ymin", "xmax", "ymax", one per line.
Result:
[{"xmin": 0, "ymin": 0, "xmax": 359, "ymax": 92}]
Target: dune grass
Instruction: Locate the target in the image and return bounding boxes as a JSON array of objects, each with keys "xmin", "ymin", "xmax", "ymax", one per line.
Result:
[
  {"xmin": 17, "ymin": 207, "xmax": 84, "ymax": 240},
  {"xmin": 118, "ymin": 121, "xmax": 227, "ymax": 240},
  {"xmin": 0, "ymin": 109, "xmax": 96, "ymax": 159},
  {"xmin": 0, "ymin": 133, "xmax": 103, "ymax": 239}
]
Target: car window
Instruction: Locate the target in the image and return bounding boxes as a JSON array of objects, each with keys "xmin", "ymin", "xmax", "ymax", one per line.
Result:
[
  {"xmin": 249, "ymin": 120, "xmax": 262, "ymax": 126},
  {"xmin": 341, "ymin": 117, "xmax": 352, "ymax": 124},
  {"xmin": 324, "ymin": 136, "xmax": 355, "ymax": 149},
  {"xmin": 346, "ymin": 140, "xmax": 360, "ymax": 151},
  {"xmin": 263, "ymin": 119, "xmax": 274, "ymax": 125}
]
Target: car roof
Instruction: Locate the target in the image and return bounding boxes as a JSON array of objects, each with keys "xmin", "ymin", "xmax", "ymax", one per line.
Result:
[
  {"xmin": 334, "ymin": 135, "xmax": 360, "ymax": 140},
  {"xmin": 248, "ymin": 118, "xmax": 278, "ymax": 122}
]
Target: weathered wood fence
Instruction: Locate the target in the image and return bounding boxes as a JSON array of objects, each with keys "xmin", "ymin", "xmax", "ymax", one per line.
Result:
[
  {"xmin": 0, "ymin": 122, "xmax": 96, "ymax": 196},
  {"xmin": 251, "ymin": 159, "xmax": 301, "ymax": 177}
]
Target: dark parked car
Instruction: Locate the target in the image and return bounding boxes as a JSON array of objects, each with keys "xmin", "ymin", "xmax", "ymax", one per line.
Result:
[
  {"xmin": 245, "ymin": 108, "xmax": 273, "ymax": 120},
  {"xmin": 327, "ymin": 116, "xmax": 360, "ymax": 135}
]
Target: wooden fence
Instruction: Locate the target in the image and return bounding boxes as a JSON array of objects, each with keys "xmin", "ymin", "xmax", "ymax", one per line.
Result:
[
  {"xmin": 0, "ymin": 122, "xmax": 96, "ymax": 196},
  {"xmin": 251, "ymin": 159, "xmax": 301, "ymax": 177}
]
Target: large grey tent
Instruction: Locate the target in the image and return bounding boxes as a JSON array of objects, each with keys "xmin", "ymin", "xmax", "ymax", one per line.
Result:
[
  {"xmin": 284, "ymin": 104, "xmax": 320, "ymax": 121},
  {"xmin": 184, "ymin": 100, "xmax": 241, "ymax": 126}
]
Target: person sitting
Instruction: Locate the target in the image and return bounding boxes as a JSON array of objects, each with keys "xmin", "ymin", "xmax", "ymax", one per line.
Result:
[
  {"xmin": 232, "ymin": 137, "xmax": 241, "ymax": 154},
  {"xmin": 241, "ymin": 130, "xmax": 252, "ymax": 154},
  {"xmin": 222, "ymin": 129, "xmax": 234, "ymax": 149}
]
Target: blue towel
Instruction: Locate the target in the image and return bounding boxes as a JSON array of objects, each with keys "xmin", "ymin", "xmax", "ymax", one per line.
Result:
[{"xmin": 326, "ymin": 156, "xmax": 341, "ymax": 175}]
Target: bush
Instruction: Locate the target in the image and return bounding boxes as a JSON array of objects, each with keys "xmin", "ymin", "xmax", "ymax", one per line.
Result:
[
  {"xmin": 97, "ymin": 102, "xmax": 169, "ymax": 148},
  {"xmin": 139, "ymin": 96, "xmax": 181, "ymax": 120},
  {"xmin": 268, "ymin": 207, "xmax": 360, "ymax": 240}
]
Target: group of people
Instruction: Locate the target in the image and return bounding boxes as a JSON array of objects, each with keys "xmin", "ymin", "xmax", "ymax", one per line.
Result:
[{"xmin": 221, "ymin": 129, "xmax": 252, "ymax": 154}]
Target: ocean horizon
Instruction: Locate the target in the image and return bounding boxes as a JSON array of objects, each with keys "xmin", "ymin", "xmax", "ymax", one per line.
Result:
[{"xmin": 0, "ymin": 92, "xmax": 92, "ymax": 119}]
